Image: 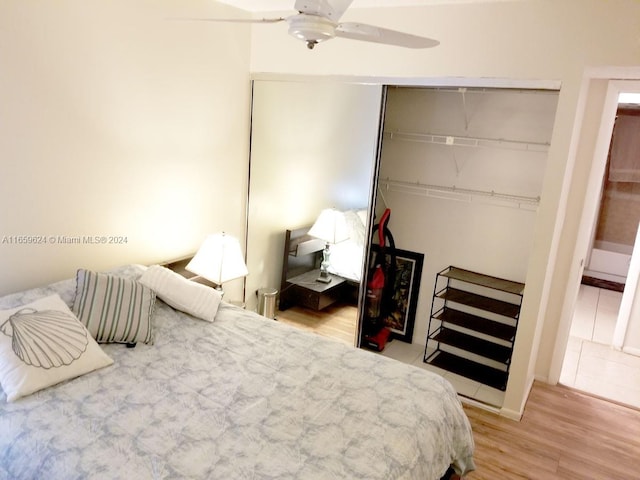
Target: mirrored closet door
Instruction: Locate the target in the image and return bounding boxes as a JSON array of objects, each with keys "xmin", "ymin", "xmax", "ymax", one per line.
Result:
[{"xmin": 245, "ymin": 78, "xmax": 383, "ymax": 345}]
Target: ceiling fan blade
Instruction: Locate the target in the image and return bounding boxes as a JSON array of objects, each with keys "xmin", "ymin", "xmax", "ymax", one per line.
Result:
[
  {"xmin": 336, "ymin": 22, "xmax": 439, "ymax": 49},
  {"xmin": 294, "ymin": 0, "xmax": 354, "ymax": 22},
  {"xmin": 168, "ymin": 17, "xmax": 286, "ymax": 24}
]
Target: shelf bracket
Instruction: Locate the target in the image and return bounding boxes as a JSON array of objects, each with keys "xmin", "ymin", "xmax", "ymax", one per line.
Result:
[
  {"xmin": 459, "ymin": 87, "xmax": 470, "ymax": 131},
  {"xmin": 450, "ymin": 144, "xmax": 463, "ymax": 176},
  {"xmin": 377, "ymin": 183, "xmax": 389, "ymax": 208}
]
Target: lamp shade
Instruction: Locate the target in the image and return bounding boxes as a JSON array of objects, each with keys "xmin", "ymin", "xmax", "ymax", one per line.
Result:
[
  {"xmin": 308, "ymin": 208, "xmax": 349, "ymax": 244},
  {"xmin": 186, "ymin": 233, "xmax": 248, "ymax": 285}
]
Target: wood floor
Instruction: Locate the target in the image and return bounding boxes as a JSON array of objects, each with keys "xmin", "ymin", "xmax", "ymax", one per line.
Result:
[
  {"xmin": 276, "ymin": 303, "xmax": 640, "ymax": 480},
  {"xmin": 276, "ymin": 302, "xmax": 358, "ymax": 346},
  {"xmin": 464, "ymin": 381, "xmax": 640, "ymax": 479}
]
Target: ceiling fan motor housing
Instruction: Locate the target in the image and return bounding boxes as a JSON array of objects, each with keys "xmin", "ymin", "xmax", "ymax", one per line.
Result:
[{"xmin": 288, "ymin": 14, "xmax": 336, "ymax": 48}]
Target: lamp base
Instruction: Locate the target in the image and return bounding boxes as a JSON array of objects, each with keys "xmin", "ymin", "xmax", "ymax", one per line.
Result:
[
  {"xmin": 316, "ymin": 243, "xmax": 332, "ymax": 283},
  {"xmin": 316, "ymin": 270, "xmax": 332, "ymax": 284}
]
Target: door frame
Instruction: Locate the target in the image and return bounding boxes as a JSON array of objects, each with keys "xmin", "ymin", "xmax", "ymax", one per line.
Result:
[
  {"xmin": 548, "ymin": 76, "xmax": 640, "ymax": 384},
  {"xmin": 614, "ymin": 220, "xmax": 640, "ymax": 353}
]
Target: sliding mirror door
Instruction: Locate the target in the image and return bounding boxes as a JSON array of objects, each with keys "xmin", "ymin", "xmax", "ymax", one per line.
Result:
[{"xmin": 245, "ymin": 78, "xmax": 383, "ymax": 344}]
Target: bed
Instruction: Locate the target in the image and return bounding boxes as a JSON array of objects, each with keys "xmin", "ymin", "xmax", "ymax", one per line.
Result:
[{"xmin": 0, "ymin": 264, "xmax": 475, "ymax": 479}]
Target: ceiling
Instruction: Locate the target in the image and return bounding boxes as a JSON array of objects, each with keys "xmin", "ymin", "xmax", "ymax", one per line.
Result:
[{"xmin": 216, "ymin": 0, "xmax": 511, "ymax": 13}]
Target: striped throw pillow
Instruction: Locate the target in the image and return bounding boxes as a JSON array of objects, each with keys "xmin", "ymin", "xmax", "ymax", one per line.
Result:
[{"xmin": 72, "ymin": 269, "xmax": 156, "ymax": 345}]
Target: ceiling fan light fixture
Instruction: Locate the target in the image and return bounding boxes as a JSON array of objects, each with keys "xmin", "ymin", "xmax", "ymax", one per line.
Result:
[
  {"xmin": 287, "ymin": 14, "xmax": 336, "ymax": 48},
  {"xmin": 178, "ymin": 0, "xmax": 439, "ymax": 51}
]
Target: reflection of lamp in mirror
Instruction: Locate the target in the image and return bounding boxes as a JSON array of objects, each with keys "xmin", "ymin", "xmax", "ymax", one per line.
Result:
[
  {"xmin": 308, "ymin": 208, "xmax": 349, "ymax": 283},
  {"xmin": 186, "ymin": 232, "xmax": 248, "ymax": 296}
]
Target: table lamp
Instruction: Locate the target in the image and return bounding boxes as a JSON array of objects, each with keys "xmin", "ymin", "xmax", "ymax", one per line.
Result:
[
  {"xmin": 186, "ymin": 232, "xmax": 248, "ymax": 295},
  {"xmin": 308, "ymin": 208, "xmax": 349, "ymax": 283}
]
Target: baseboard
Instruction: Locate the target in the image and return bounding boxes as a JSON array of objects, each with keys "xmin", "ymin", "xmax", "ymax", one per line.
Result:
[
  {"xmin": 499, "ymin": 406, "xmax": 523, "ymax": 421},
  {"xmin": 534, "ymin": 373, "xmax": 549, "ymax": 383},
  {"xmin": 499, "ymin": 375, "xmax": 536, "ymax": 421},
  {"xmin": 622, "ymin": 346, "xmax": 640, "ymax": 357},
  {"xmin": 458, "ymin": 395, "xmax": 501, "ymax": 415},
  {"xmin": 581, "ymin": 274, "xmax": 625, "ymax": 292}
]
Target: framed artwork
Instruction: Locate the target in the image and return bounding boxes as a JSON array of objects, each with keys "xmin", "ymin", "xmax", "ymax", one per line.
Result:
[{"xmin": 368, "ymin": 246, "xmax": 424, "ymax": 343}]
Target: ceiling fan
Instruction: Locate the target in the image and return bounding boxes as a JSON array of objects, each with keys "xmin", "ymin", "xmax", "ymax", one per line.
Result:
[{"xmin": 183, "ymin": 0, "xmax": 439, "ymax": 50}]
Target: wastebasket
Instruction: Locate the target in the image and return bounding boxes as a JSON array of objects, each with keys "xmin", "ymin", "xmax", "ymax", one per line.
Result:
[{"xmin": 257, "ymin": 288, "xmax": 278, "ymax": 319}]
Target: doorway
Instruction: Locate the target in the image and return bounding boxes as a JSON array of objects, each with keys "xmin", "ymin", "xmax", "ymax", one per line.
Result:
[{"xmin": 559, "ymin": 89, "xmax": 640, "ymax": 409}]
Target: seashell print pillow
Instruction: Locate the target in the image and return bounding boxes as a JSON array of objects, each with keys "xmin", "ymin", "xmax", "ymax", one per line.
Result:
[{"xmin": 0, "ymin": 294, "xmax": 114, "ymax": 402}]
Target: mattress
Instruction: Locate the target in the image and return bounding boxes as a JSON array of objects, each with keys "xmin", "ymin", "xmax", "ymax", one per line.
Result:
[{"xmin": 0, "ymin": 265, "xmax": 474, "ymax": 479}]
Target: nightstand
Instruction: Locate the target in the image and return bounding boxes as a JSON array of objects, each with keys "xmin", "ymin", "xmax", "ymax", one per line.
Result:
[
  {"xmin": 161, "ymin": 255, "xmax": 217, "ymax": 289},
  {"xmin": 282, "ymin": 268, "xmax": 346, "ymax": 311}
]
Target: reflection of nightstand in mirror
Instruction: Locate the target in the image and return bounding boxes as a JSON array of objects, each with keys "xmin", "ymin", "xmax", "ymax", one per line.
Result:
[{"xmin": 282, "ymin": 268, "xmax": 346, "ymax": 311}]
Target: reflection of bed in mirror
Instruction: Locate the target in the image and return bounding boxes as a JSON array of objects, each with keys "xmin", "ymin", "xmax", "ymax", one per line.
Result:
[{"xmin": 280, "ymin": 209, "xmax": 367, "ymax": 312}]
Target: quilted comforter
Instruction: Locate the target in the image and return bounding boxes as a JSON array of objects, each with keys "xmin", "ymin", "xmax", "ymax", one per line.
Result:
[{"xmin": 0, "ymin": 265, "xmax": 474, "ymax": 479}]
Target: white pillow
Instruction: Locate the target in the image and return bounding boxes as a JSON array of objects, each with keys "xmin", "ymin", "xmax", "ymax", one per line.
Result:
[
  {"xmin": 0, "ymin": 294, "xmax": 114, "ymax": 402},
  {"xmin": 139, "ymin": 265, "xmax": 222, "ymax": 322}
]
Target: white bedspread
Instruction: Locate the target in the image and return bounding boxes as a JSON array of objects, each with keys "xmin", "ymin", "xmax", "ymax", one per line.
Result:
[{"xmin": 0, "ymin": 265, "xmax": 474, "ymax": 480}]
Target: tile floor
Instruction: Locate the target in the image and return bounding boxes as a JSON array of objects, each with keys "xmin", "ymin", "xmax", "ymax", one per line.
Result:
[
  {"xmin": 380, "ymin": 340, "xmax": 506, "ymax": 409},
  {"xmin": 560, "ymin": 284, "xmax": 640, "ymax": 409}
]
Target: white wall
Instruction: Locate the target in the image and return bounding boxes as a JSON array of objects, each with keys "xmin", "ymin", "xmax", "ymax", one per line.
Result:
[
  {"xmin": 379, "ymin": 87, "xmax": 557, "ymax": 345},
  {"xmin": 248, "ymin": 0, "xmax": 640, "ymax": 417},
  {"xmin": 0, "ymin": 0, "xmax": 252, "ymax": 300},
  {"xmin": 246, "ymin": 79, "xmax": 382, "ymax": 311}
]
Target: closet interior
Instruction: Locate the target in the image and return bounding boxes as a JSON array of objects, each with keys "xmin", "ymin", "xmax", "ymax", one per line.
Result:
[{"xmin": 373, "ymin": 86, "xmax": 559, "ymax": 396}]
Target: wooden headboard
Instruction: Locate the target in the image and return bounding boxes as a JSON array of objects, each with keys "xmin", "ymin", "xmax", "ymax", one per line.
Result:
[
  {"xmin": 160, "ymin": 255, "xmax": 217, "ymax": 288},
  {"xmin": 279, "ymin": 226, "xmax": 325, "ymax": 309}
]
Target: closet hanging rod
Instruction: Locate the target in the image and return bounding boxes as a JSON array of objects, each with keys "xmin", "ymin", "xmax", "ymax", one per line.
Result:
[
  {"xmin": 384, "ymin": 130, "xmax": 550, "ymax": 152},
  {"xmin": 381, "ymin": 178, "xmax": 540, "ymax": 207}
]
